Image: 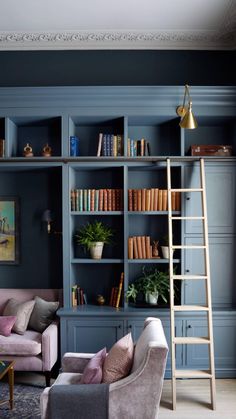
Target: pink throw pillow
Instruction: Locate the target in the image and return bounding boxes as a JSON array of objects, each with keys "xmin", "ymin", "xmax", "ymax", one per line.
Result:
[
  {"xmin": 0, "ymin": 316, "xmax": 17, "ymax": 337},
  {"xmin": 81, "ymin": 347, "xmax": 107, "ymax": 384},
  {"xmin": 102, "ymin": 332, "xmax": 134, "ymax": 384}
]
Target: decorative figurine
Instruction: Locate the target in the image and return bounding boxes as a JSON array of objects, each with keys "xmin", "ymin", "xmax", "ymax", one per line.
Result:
[
  {"xmin": 23, "ymin": 143, "xmax": 34, "ymax": 157},
  {"xmin": 152, "ymin": 240, "xmax": 160, "ymax": 258},
  {"xmin": 42, "ymin": 143, "xmax": 52, "ymax": 157},
  {"xmin": 96, "ymin": 294, "xmax": 105, "ymax": 305}
]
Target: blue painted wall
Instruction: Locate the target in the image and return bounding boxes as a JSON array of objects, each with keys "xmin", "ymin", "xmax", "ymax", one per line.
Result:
[{"xmin": 0, "ymin": 50, "xmax": 235, "ymax": 86}]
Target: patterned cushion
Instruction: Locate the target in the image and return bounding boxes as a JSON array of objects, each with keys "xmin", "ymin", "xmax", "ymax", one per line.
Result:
[
  {"xmin": 81, "ymin": 347, "xmax": 107, "ymax": 384},
  {"xmin": 102, "ymin": 333, "xmax": 134, "ymax": 384},
  {"xmin": 3, "ymin": 298, "xmax": 35, "ymax": 335},
  {"xmin": 0, "ymin": 316, "xmax": 16, "ymax": 337}
]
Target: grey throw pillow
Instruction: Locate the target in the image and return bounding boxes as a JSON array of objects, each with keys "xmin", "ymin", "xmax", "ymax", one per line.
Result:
[
  {"xmin": 3, "ymin": 298, "xmax": 35, "ymax": 335},
  {"xmin": 28, "ymin": 296, "xmax": 59, "ymax": 333}
]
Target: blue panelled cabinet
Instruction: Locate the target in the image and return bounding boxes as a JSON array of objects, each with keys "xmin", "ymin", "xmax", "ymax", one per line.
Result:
[{"xmin": 0, "ymin": 86, "xmax": 235, "ymax": 378}]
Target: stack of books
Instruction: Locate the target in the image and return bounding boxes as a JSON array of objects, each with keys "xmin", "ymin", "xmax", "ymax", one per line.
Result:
[
  {"xmin": 109, "ymin": 272, "xmax": 124, "ymax": 308},
  {"xmin": 97, "ymin": 133, "xmax": 123, "ymax": 157},
  {"xmin": 128, "ymin": 189, "xmax": 181, "ymax": 211},
  {"xmin": 71, "ymin": 285, "xmax": 87, "ymax": 307},
  {"xmin": 128, "ymin": 236, "xmax": 155, "ymax": 259},
  {"xmin": 127, "ymin": 138, "xmax": 151, "ymax": 157},
  {"xmin": 71, "ymin": 188, "xmax": 123, "ymax": 211}
]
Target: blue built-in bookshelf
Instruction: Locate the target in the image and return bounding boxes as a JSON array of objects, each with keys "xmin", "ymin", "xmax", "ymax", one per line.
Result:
[{"xmin": 0, "ymin": 86, "xmax": 236, "ymax": 378}]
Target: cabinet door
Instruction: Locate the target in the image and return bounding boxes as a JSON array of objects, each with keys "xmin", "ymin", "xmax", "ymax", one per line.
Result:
[
  {"xmin": 184, "ymin": 165, "xmax": 236, "ymax": 234},
  {"xmin": 61, "ymin": 318, "xmax": 124, "ymax": 356},
  {"xmin": 127, "ymin": 317, "xmax": 183, "ymax": 377},
  {"xmin": 184, "ymin": 236, "xmax": 236, "ymax": 308},
  {"xmin": 185, "ymin": 317, "xmax": 236, "ymax": 377}
]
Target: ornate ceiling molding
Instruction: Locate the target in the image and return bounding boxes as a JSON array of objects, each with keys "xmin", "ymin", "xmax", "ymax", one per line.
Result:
[{"xmin": 0, "ymin": 29, "xmax": 235, "ymax": 50}]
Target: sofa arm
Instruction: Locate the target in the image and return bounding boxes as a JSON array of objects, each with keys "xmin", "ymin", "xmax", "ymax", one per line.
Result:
[
  {"xmin": 42, "ymin": 321, "xmax": 58, "ymax": 371},
  {"xmin": 62, "ymin": 352, "xmax": 95, "ymax": 373}
]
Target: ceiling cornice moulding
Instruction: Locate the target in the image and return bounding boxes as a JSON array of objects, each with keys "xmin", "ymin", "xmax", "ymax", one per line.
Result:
[{"xmin": 0, "ymin": 29, "xmax": 235, "ymax": 50}]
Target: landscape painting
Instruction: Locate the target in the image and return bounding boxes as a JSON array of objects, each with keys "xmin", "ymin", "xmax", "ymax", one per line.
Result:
[{"xmin": 0, "ymin": 197, "xmax": 19, "ymax": 264}]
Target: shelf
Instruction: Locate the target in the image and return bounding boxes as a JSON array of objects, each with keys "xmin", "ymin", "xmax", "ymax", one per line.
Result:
[
  {"xmin": 71, "ymin": 258, "xmax": 123, "ymax": 264},
  {"xmin": 71, "ymin": 211, "xmax": 123, "ymax": 215},
  {"xmin": 128, "ymin": 211, "xmax": 181, "ymax": 215},
  {"xmin": 128, "ymin": 258, "xmax": 180, "ymax": 264}
]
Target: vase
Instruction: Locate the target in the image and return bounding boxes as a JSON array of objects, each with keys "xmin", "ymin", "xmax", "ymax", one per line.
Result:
[
  {"xmin": 145, "ymin": 292, "xmax": 159, "ymax": 305},
  {"xmin": 90, "ymin": 242, "xmax": 104, "ymax": 259},
  {"xmin": 161, "ymin": 246, "xmax": 174, "ymax": 259}
]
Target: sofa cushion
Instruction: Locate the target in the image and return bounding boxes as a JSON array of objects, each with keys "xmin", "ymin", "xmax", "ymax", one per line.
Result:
[
  {"xmin": 28, "ymin": 296, "xmax": 59, "ymax": 333},
  {"xmin": 81, "ymin": 347, "xmax": 106, "ymax": 384},
  {"xmin": 0, "ymin": 330, "xmax": 42, "ymax": 356},
  {"xmin": 54, "ymin": 372, "xmax": 83, "ymax": 385},
  {"xmin": 0, "ymin": 316, "xmax": 17, "ymax": 337},
  {"xmin": 102, "ymin": 333, "xmax": 134, "ymax": 384},
  {"xmin": 3, "ymin": 298, "xmax": 35, "ymax": 335}
]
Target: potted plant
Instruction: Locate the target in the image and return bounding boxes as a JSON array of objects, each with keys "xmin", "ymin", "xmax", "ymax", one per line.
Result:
[
  {"xmin": 126, "ymin": 266, "xmax": 175, "ymax": 305},
  {"xmin": 161, "ymin": 234, "xmax": 174, "ymax": 259},
  {"xmin": 74, "ymin": 220, "xmax": 114, "ymax": 259}
]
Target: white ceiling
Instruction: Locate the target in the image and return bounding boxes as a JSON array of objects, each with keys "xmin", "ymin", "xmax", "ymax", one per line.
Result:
[{"xmin": 0, "ymin": 0, "xmax": 236, "ymax": 50}]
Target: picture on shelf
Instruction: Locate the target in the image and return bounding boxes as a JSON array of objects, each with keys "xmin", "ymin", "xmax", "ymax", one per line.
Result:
[{"xmin": 0, "ymin": 197, "xmax": 19, "ymax": 264}]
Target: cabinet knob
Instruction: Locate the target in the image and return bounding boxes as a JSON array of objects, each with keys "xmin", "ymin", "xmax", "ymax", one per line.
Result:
[
  {"xmin": 118, "ymin": 325, "xmax": 122, "ymax": 329},
  {"xmin": 187, "ymin": 325, "xmax": 192, "ymax": 329},
  {"xmin": 185, "ymin": 269, "xmax": 190, "ymax": 273},
  {"xmin": 186, "ymin": 196, "xmax": 190, "ymax": 200},
  {"xmin": 128, "ymin": 324, "xmax": 132, "ymax": 329}
]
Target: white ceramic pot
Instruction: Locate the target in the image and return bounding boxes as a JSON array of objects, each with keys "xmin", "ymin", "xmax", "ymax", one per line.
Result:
[
  {"xmin": 161, "ymin": 246, "xmax": 174, "ymax": 259},
  {"xmin": 145, "ymin": 292, "xmax": 159, "ymax": 305},
  {"xmin": 90, "ymin": 242, "xmax": 104, "ymax": 259}
]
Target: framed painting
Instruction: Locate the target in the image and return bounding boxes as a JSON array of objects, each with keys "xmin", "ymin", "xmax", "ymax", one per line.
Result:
[{"xmin": 0, "ymin": 197, "xmax": 20, "ymax": 264}]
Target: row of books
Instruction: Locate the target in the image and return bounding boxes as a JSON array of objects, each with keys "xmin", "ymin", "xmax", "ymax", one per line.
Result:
[
  {"xmin": 97, "ymin": 133, "xmax": 123, "ymax": 157},
  {"xmin": 127, "ymin": 138, "xmax": 151, "ymax": 157},
  {"xmin": 71, "ymin": 189, "xmax": 123, "ymax": 211},
  {"xmin": 109, "ymin": 272, "xmax": 124, "ymax": 308},
  {"xmin": 128, "ymin": 189, "xmax": 181, "ymax": 211},
  {"xmin": 128, "ymin": 236, "xmax": 155, "ymax": 259},
  {"xmin": 71, "ymin": 285, "xmax": 87, "ymax": 307}
]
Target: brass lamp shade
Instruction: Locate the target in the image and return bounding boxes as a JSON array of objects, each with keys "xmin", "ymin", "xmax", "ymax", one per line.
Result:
[
  {"xmin": 179, "ymin": 102, "xmax": 198, "ymax": 129},
  {"xmin": 177, "ymin": 85, "xmax": 198, "ymax": 129}
]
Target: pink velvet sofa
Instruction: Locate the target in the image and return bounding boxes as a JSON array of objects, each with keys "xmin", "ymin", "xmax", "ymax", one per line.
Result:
[{"xmin": 0, "ymin": 289, "xmax": 60, "ymax": 386}]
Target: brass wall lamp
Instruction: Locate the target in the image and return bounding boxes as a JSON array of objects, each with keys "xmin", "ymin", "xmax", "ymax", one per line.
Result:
[{"xmin": 176, "ymin": 84, "xmax": 198, "ymax": 129}]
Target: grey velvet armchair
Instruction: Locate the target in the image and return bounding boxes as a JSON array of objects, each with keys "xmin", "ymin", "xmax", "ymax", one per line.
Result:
[{"xmin": 40, "ymin": 317, "xmax": 168, "ymax": 419}]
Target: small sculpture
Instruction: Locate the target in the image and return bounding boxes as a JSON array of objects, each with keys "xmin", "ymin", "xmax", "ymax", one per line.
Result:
[
  {"xmin": 23, "ymin": 143, "xmax": 34, "ymax": 157},
  {"xmin": 42, "ymin": 143, "xmax": 52, "ymax": 157},
  {"xmin": 152, "ymin": 240, "xmax": 160, "ymax": 258},
  {"xmin": 96, "ymin": 294, "xmax": 105, "ymax": 305}
]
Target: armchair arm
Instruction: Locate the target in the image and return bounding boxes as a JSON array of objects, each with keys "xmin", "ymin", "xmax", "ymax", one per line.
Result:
[
  {"xmin": 62, "ymin": 352, "xmax": 95, "ymax": 373},
  {"xmin": 42, "ymin": 321, "xmax": 58, "ymax": 371}
]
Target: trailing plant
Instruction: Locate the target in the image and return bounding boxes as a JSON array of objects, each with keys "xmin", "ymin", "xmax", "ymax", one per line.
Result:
[{"xmin": 74, "ymin": 220, "xmax": 114, "ymax": 250}]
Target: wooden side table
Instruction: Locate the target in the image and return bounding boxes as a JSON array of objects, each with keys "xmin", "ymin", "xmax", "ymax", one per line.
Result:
[{"xmin": 0, "ymin": 360, "xmax": 14, "ymax": 409}]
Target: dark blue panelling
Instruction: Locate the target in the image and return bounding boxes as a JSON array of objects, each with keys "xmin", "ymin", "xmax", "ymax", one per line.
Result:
[{"xmin": 0, "ymin": 50, "xmax": 235, "ymax": 87}]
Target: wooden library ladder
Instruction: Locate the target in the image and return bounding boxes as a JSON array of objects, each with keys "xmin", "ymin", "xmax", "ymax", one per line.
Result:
[{"xmin": 167, "ymin": 158, "xmax": 216, "ymax": 410}]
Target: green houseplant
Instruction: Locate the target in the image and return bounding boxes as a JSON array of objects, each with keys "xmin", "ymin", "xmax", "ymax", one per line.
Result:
[
  {"xmin": 74, "ymin": 220, "xmax": 114, "ymax": 259},
  {"xmin": 126, "ymin": 266, "xmax": 175, "ymax": 305}
]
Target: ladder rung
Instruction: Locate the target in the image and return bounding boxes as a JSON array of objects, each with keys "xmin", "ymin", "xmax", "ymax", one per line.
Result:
[
  {"xmin": 174, "ymin": 337, "xmax": 210, "ymax": 344},
  {"xmin": 171, "ymin": 216, "xmax": 204, "ymax": 220},
  {"xmin": 172, "ymin": 245, "xmax": 206, "ymax": 249},
  {"xmin": 175, "ymin": 369, "xmax": 212, "ymax": 379},
  {"xmin": 172, "ymin": 275, "xmax": 207, "ymax": 280},
  {"xmin": 170, "ymin": 188, "xmax": 203, "ymax": 192},
  {"xmin": 173, "ymin": 305, "xmax": 209, "ymax": 311}
]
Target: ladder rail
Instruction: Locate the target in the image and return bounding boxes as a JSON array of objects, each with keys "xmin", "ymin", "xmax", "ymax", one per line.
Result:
[{"xmin": 167, "ymin": 157, "xmax": 216, "ymax": 411}]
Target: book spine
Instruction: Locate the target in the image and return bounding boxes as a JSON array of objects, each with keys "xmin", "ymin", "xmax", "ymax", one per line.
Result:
[
  {"xmin": 158, "ymin": 190, "xmax": 163, "ymax": 211},
  {"xmin": 103, "ymin": 189, "xmax": 108, "ymax": 211},
  {"xmin": 112, "ymin": 287, "xmax": 118, "ymax": 307},
  {"xmin": 162, "ymin": 189, "xmax": 167, "ymax": 211},
  {"xmin": 95, "ymin": 190, "xmax": 99, "ymax": 211},
  {"xmin": 115, "ymin": 272, "xmax": 124, "ymax": 308},
  {"xmin": 133, "ymin": 189, "xmax": 138, "ymax": 211},
  {"xmin": 137, "ymin": 236, "xmax": 143, "ymax": 259},
  {"xmin": 117, "ymin": 135, "xmax": 123, "ymax": 156},
  {"xmin": 141, "ymin": 138, "xmax": 145, "ymax": 156},
  {"xmin": 141, "ymin": 236, "xmax": 146, "ymax": 259},
  {"xmin": 112, "ymin": 189, "xmax": 116, "ymax": 211},
  {"xmin": 102, "ymin": 134, "xmax": 107, "ymax": 157},
  {"xmin": 71, "ymin": 285, "xmax": 77, "ymax": 307},
  {"xmin": 107, "ymin": 189, "xmax": 112, "ymax": 211},
  {"xmin": 154, "ymin": 188, "xmax": 159, "ymax": 211},
  {"xmin": 130, "ymin": 139, "xmax": 134, "ymax": 157},
  {"xmin": 137, "ymin": 189, "xmax": 142, "ymax": 211},
  {"xmin": 150, "ymin": 188, "xmax": 155, "ymax": 211},
  {"xmin": 128, "ymin": 237, "xmax": 134, "ymax": 259},
  {"xmin": 145, "ymin": 189, "xmax": 151, "ymax": 211},
  {"xmin": 127, "ymin": 138, "xmax": 130, "ymax": 157},
  {"xmin": 109, "ymin": 287, "xmax": 115, "ymax": 306},
  {"xmin": 128, "ymin": 189, "xmax": 133, "ymax": 211},
  {"xmin": 145, "ymin": 236, "xmax": 151, "ymax": 259},
  {"xmin": 137, "ymin": 140, "xmax": 141, "ymax": 156},
  {"xmin": 91, "ymin": 189, "xmax": 95, "ymax": 212},
  {"xmin": 99, "ymin": 189, "xmax": 104, "ymax": 211},
  {"xmin": 106, "ymin": 134, "xmax": 111, "ymax": 157},
  {"xmin": 79, "ymin": 189, "xmax": 83, "ymax": 211},
  {"xmin": 97, "ymin": 132, "xmax": 103, "ymax": 157},
  {"xmin": 71, "ymin": 189, "xmax": 75, "ymax": 211},
  {"xmin": 141, "ymin": 188, "xmax": 146, "ymax": 211},
  {"xmin": 87, "ymin": 189, "xmax": 91, "ymax": 211},
  {"xmin": 147, "ymin": 142, "xmax": 151, "ymax": 156},
  {"xmin": 83, "ymin": 189, "xmax": 87, "ymax": 211},
  {"xmin": 113, "ymin": 135, "xmax": 117, "ymax": 157},
  {"xmin": 110, "ymin": 135, "xmax": 114, "ymax": 157},
  {"xmin": 171, "ymin": 191, "xmax": 176, "ymax": 211},
  {"xmin": 79, "ymin": 288, "xmax": 84, "ymax": 305},
  {"xmin": 133, "ymin": 236, "xmax": 138, "ymax": 259}
]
